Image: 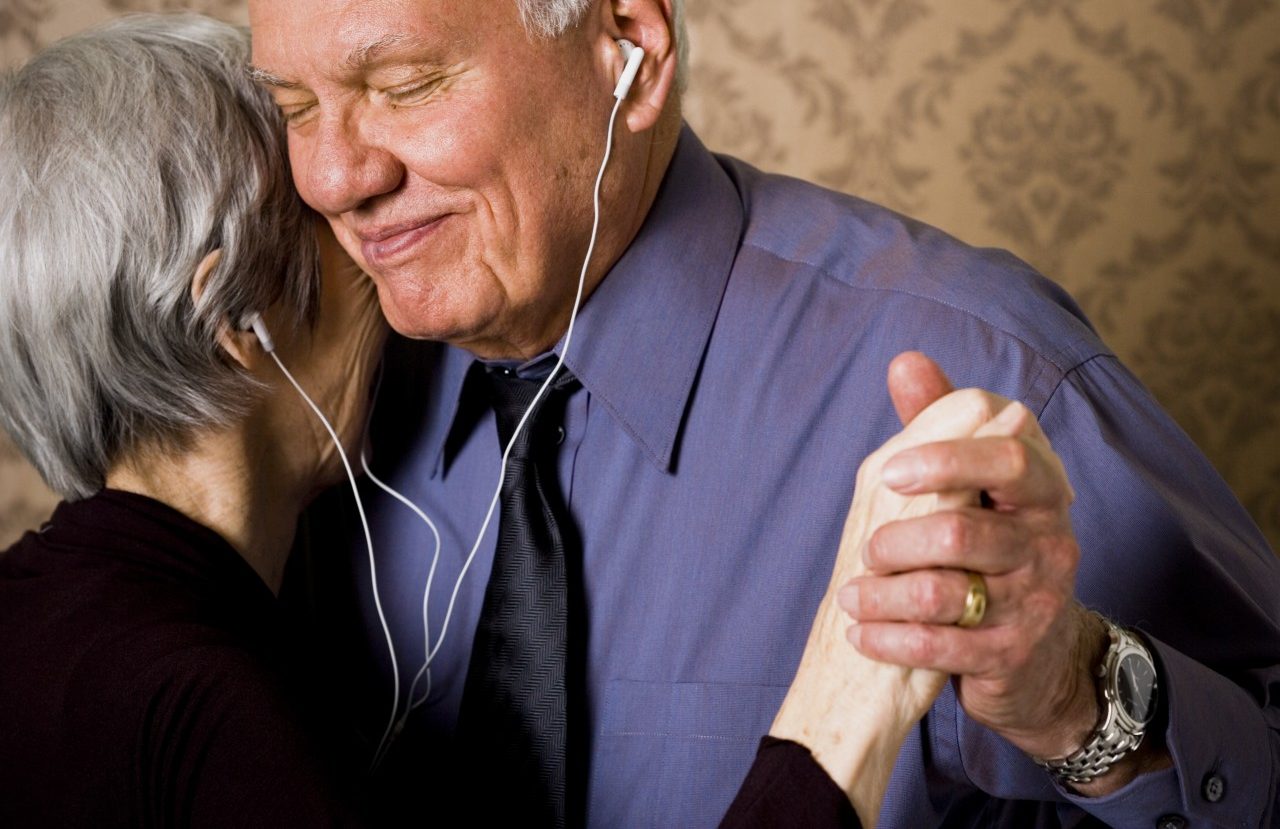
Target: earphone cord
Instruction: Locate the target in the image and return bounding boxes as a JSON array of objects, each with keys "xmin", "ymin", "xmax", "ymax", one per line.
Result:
[
  {"xmin": 418, "ymin": 94, "xmax": 623, "ymax": 678},
  {"xmin": 362, "ymin": 450, "xmax": 442, "ymax": 771},
  {"xmin": 355, "ymin": 94, "xmax": 626, "ymax": 769},
  {"xmin": 364, "ymin": 460, "xmax": 441, "ymax": 683},
  {"xmin": 267, "ymin": 351, "xmax": 402, "ymax": 773}
]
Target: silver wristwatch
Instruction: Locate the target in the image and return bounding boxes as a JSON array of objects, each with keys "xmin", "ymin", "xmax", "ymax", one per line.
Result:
[{"xmin": 1034, "ymin": 618, "xmax": 1158, "ymax": 786}]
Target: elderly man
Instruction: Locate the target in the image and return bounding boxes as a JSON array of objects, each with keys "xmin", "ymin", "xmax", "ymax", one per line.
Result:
[{"xmin": 250, "ymin": 0, "xmax": 1280, "ymax": 826}]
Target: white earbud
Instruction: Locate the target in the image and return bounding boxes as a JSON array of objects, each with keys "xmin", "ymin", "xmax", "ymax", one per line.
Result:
[
  {"xmin": 614, "ymin": 39, "xmax": 645, "ymax": 101},
  {"xmin": 246, "ymin": 312, "xmax": 276, "ymax": 354}
]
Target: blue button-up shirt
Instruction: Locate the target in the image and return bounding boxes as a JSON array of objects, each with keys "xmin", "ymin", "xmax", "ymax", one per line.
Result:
[{"xmin": 326, "ymin": 126, "xmax": 1280, "ymax": 827}]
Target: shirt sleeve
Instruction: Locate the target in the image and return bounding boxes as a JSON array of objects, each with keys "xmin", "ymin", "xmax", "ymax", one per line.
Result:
[
  {"xmin": 720, "ymin": 737, "xmax": 862, "ymax": 829},
  {"xmin": 958, "ymin": 354, "xmax": 1280, "ymax": 828},
  {"xmin": 134, "ymin": 644, "xmax": 367, "ymax": 828},
  {"xmin": 1057, "ymin": 635, "xmax": 1279, "ymax": 828}
]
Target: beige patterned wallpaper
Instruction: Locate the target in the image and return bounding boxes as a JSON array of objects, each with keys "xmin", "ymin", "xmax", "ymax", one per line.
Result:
[{"xmin": 2, "ymin": 0, "xmax": 1279, "ymax": 552}]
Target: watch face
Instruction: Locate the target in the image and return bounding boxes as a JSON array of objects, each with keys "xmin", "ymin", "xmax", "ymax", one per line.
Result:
[{"xmin": 1117, "ymin": 652, "xmax": 1157, "ymax": 724}]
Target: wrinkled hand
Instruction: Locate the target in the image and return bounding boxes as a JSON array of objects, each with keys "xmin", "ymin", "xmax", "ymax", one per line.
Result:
[
  {"xmin": 839, "ymin": 353, "xmax": 1113, "ymax": 772},
  {"xmin": 769, "ymin": 353, "xmax": 1011, "ymax": 823}
]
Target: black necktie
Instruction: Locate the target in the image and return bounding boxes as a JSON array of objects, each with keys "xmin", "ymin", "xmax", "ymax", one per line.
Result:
[{"xmin": 457, "ymin": 366, "xmax": 581, "ymax": 828}]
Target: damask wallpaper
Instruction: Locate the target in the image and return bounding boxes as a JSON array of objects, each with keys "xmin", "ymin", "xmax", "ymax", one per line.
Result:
[{"xmin": 2, "ymin": 0, "xmax": 1278, "ymax": 552}]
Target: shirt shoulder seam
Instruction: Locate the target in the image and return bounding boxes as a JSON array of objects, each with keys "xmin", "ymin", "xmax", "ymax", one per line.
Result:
[{"xmin": 737, "ymin": 238, "xmax": 1111, "ymax": 379}]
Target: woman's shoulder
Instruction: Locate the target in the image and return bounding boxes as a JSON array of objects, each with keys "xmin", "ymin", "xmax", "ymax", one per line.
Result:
[
  {"xmin": 0, "ymin": 521, "xmax": 337, "ymax": 824},
  {"xmin": 1, "ymin": 563, "xmax": 354, "ymax": 825},
  {"xmin": 111, "ymin": 638, "xmax": 359, "ymax": 826}
]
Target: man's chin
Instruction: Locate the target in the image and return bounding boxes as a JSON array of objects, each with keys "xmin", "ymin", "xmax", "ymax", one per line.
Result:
[
  {"xmin": 374, "ymin": 292, "xmax": 504, "ymax": 351},
  {"xmin": 371, "ymin": 278, "xmax": 528, "ymax": 357},
  {"xmin": 380, "ymin": 310, "xmax": 459, "ymax": 344},
  {"xmin": 364, "ymin": 281, "xmax": 448, "ymax": 341}
]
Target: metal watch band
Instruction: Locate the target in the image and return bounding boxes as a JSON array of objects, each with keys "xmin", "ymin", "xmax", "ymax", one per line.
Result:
[
  {"xmin": 1035, "ymin": 727, "xmax": 1143, "ymax": 785},
  {"xmin": 1033, "ymin": 620, "xmax": 1154, "ymax": 786}
]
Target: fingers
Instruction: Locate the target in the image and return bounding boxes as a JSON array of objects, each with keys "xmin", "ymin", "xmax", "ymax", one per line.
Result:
[
  {"xmin": 841, "ymin": 507, "xmax": 1079, "ymax": 680},
  {"xmin": 883, "ymin": 436, "xmax": 1060, "ymax": 507},
  {"xmin": 844, "ymin": 373, "xmax": 1085, "ymax": 728},
  {"xmin": 902, "ymin": 388, "xmax": 1012, "ymax": 444},
  {"xmin": 838, "ymin": 568, "xmax": 997, "ymax": 626},
  {"xmin": 887, "ymin": 351, "xmax": 955, "ymax": 426},
  {"xmin": 862, "ymin": 508, "xmax": 1027, "ymax": 574},
  {"xmin": 882, "ymin": 404, "xmax": 1071, "ymax": 510},
  {"xmin": 845, "ymin": 622, "xmax": 1021, "ymax": 678},
  {"xmin": 843, "ymin": 586, "xmax": 1071, "ymax": 679}
]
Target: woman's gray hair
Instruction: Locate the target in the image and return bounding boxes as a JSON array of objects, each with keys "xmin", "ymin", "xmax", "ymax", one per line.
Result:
[
  {"xmin": 0, "ymin": 13, "xmax": 318, "ymax": 500},
  {"xmin": 517, "ymin": 0, "xmax": 689, "ymax": 90}
]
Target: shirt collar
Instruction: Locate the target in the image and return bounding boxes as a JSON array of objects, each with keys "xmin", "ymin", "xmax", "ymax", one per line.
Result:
[{"xmin": 432, "ymin": 125, "xmax": 744, "ymax": 475}]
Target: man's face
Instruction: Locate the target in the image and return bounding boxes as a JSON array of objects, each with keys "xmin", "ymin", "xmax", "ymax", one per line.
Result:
[{"xmin": 250, "ymin": 0, "xmax": 614, "ymax": 357}]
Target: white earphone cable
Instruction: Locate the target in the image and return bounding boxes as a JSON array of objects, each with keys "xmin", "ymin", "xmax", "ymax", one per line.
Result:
[
  {"xmin": 360, "ymin": 91, "xmax": 627, "ymax": 768},
  {"xmin": 361, "ymin": 456, "xmax": 441, "ymax": 709},
  {"xmin": 268, "ymin": 351, "xmax": 401, "ymax": 773},
  {"xmin": 419, "ymin": 95, "xmax": 623, "ymax": 677},
  {"xmin": 361, "ymin": 451, "xmax": 441, "ymax": 769}
]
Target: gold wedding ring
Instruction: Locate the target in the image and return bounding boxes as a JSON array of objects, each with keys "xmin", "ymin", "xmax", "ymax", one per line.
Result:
[{"xmin": 956, "ymin": 571, "xmax": 988, "ymax": 628}]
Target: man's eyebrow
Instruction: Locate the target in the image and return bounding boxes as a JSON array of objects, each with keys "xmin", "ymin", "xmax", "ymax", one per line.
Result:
[
  {"xmin": 245, "ymin": 35, "xmax": 443, "ymax": 90},
  {"xmin": 343, "ymin": 33, "xmax": 440, "ymax": 72},
  {"xmin": 246, "ymin": 65, "xmax": 302, "ymax": 90}
]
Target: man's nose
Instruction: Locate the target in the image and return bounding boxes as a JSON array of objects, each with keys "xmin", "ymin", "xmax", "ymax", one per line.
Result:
[{"xmin": 301, "ymin": 114, "xmax": 404, "ymax": 215}]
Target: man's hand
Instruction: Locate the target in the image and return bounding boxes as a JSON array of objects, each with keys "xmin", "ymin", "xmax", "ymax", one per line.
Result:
[
  {"xmin": 839, "ymin": 352, "xmax": 1170, "ymax": 794},
  {"xmin": 768, "ymin": 354, "xmax": 1008, "ymax": 823}
]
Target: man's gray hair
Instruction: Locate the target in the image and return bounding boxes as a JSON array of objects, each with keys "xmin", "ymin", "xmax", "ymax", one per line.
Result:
[
  {"xmin": 0, "ymin": 14, "xmax": 318, "ymax": 500},
  {"xmin": 517, "ymin": 0, "xmax": 688, "ymax": 89}
]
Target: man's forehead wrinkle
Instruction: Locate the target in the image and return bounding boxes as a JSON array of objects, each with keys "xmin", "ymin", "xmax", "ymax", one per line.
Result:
[{"xmin": 338, "ymin": 28, "xmax": 465, "ymax": 75}]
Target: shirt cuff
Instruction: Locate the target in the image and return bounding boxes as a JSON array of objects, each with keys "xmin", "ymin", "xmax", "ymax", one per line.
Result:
[{"xmin": 1058, "ymin": 635, "xmax": 1276, "ymax": 828}]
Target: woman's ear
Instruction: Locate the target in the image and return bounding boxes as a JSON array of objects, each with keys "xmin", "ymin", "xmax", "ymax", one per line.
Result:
[
  {"xmin": 600, "ymin": 0, "xmax": 678, "ymax": 133},
  {"xmin": 189, "ymin": 248, "xmax": 260, "ymax": 371}
]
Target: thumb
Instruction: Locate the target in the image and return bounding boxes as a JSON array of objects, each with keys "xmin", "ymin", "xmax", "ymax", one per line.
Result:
[{"xmin": 887, "ymin": 351, "xmax": 954, "ymax": 426}]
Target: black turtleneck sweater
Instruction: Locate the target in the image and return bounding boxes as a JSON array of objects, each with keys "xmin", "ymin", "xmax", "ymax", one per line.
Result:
[
  {"xmin": 0, "ymin": 490, "xmax": 362, "ymax": 827},
  {"xmin": 0, "ymin": 490, "xmax": 857, "ymax": 828}
]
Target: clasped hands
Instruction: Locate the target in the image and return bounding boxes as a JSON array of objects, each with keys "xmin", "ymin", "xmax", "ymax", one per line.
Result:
[{"xmin": 772, "ymin": 352, "xmax": 1123, "ymax": 825}]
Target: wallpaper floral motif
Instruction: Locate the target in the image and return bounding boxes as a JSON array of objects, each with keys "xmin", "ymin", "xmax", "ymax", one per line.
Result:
[
  {"xmin": 2, "ymin": 0, "xmax": 1278, "ymax": 553},
  {"xmin": 686, "ymin": 0, "xmax": 1280, "ymax": 552}
]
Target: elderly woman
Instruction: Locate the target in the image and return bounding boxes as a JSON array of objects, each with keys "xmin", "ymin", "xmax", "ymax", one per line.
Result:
[
  {"xmin": 0, "ymin": 14, "xmax": 383, "ymax": 826},
  {"xmin": 0, "ymin": 13, "xmax": 961, "ymax": 829}
]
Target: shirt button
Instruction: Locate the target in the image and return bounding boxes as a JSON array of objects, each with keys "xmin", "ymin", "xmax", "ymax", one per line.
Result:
[
  {"xmin": 1156, "ymin": 815, "xmax": 1187, "ymax": 829},
  {"xmin": 1202, "ymin": 772, "xmax": 1226, "ymax": 803},
  {"xmin": 555, "ymin": 426, "xmax": 566, "ymax": 446}
]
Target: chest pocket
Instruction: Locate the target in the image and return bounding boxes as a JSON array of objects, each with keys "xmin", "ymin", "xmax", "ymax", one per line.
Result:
[{"xmin": 587, "ymin": 679, "xmax": 789, "ymax": 828}]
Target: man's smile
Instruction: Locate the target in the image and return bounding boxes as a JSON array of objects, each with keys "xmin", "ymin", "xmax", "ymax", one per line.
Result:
[{"xmin": 356, "ymin": 214, "xmax": 454, "ymax": 268}]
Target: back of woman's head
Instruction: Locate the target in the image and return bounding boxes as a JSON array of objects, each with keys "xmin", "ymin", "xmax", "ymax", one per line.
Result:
[{"xmin": 0, "ymin": 13, "xmax": 318, "ymax": 500}]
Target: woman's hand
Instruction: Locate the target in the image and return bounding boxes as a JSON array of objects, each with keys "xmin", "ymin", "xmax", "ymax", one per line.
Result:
[{"xmin": 769, "ymin": 354, "xmax": 1012, "ymax": 826}]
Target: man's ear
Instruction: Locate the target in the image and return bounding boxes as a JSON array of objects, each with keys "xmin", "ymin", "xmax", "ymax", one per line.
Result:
[
  {"xmin": 190, "ymin": 249, "xmax": 260, "ymax": 371},
  {"xmin": 599, "ymin": 0, "xmax": 678, "ymax": 133}
]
